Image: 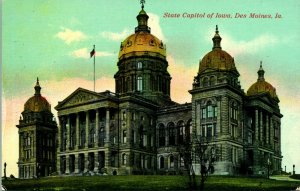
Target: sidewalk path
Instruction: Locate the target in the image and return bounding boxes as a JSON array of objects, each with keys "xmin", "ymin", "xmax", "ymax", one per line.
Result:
[{"xmin": 270, "ymin": 175, "xmax": 300, "ymax": 182}]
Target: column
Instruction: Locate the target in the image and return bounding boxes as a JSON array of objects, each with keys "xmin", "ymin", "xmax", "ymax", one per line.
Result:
[
  {"xmin": 19, "ymin": 133, "xmax": 23, "ymax": 160},
  {"xmin": 165, "ymin": 128, "xmax": 169, "ymax": 146},
  {"xmin": 266, "ymin": 115, "xmax": 269, "ymax": 144},
  {"xmin": 255, "ymin": 109, "xmax": 259, "ymax": 141},
  {"xmin": 270, "ymin": 117, "xmax": 274, "ymax": 148},
  {"xmin": 95, "ymin": 109, "xmax": 99, "ymax": 147},
  {"xmin": 76, "ymin": 113, "xmax": 80, "ymax": 149},
  {"xmin": 217, "ymin": 99, "xmax": 221, "ymax": 135},
  {"xmin": 260, "ymin": 111, "xmax": 263, "ymax": 143},
  {"xmin": 94, "ymin": 152, "xmax": 99, "ymax": 173},
  {"xmin": 84, "ymin": 153, "xmax": 89, "ymax": 173},
  {"xmin": 57, "ymin": 118, "xmax": 62, "ymax": 152},
  {"xmin": 105, "ymin": 150, "xmax": 110, "ymax": 168},
  {"xmin": 85, "ymin": 111, "xmax": 89, "ymax": 148},
  {"xmin": 105, "ymin": 108, "xmax": 110, "ymax": 145},
  {"xmin": 74, "ymin": 154, "xmax": 79, "ymax": 173},
  {"xmin": 65, "ymin": 155, "xmax": 70, "ymax": 174},
  {"xmin": 66, "ymin": 115, "xmax": 70, "ymax": 151}
]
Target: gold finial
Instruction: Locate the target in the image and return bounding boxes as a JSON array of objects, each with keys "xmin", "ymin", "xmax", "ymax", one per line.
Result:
[
  {"xmin": 140, "ymin": 0, "xmax": 145, "ymax": 9},
  {"xmin": 260, "ymin": 61, "xmax": 262, "ymax": 68},
  {"xmin": 216, "ymin": 25, "xmax": 219, "ymax": 33}
]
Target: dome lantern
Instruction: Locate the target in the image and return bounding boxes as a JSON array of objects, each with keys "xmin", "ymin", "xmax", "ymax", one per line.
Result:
[
  {"xmin": 258, "ymin": 61, "xmax": 265, "ymax": 81},
  {"xmin": 135, "ymin": 0, "xmax": 150, "ymax": 33},
  {"xmin": 34, "ymin": 77, "xmax": 41, "ymax": 95},
  {"xmin": 212, "ymin": 25, "xmax": 222, "ymax": 50}
]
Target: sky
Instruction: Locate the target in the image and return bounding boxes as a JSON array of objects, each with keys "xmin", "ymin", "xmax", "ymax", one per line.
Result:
[{"xmin": 2, "ymin": 0, "xmax": 300, "ymax": 177}]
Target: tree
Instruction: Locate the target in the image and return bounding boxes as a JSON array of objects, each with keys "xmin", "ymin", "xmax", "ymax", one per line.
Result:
[{"xmin": 178, "ymin": 132, "xmax": 216, "ymax": 191}]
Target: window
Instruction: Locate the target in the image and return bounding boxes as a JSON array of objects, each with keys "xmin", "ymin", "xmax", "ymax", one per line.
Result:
[
  {"xmin": 159, "ymin": 124, "xmax": 165, "ymax": 147},
  {"xmin": 214, "ymin": 106, "xmax": 218, "ymax": 117},
  {"xmin": 207, "ymin": 105, "xmax": 213, "ymax": 118},
  {"xmin": 159, "ymin": 156, "xmax": 164, "ymax": 169},
  {"xmin": 137, "ymin": 76, "xmax": 143, "ymax": 91},
  {"xmin": 169, "ymin": 155, "xmax": 174, "ymax": 168},
  {"xmin": 137, "ymin": 62, "xmax": 143, "ymax": 69},
  {"xmin": 143, "ymin": 134, "xmax": 147, "ymax": 147},
  {"xmin": 230, "ymin": 102, "xmax": 238, "ymax": 120},
  {"xmin": 178, "ymin": 121, "xmax": 185, "ymax": 144},
  {"xmin": 122, "ymin": 154, "xmax": 127, "ymax": 165},
  {"xmin": 122, "ymin": 111, "xmax": 126, "ymax": 120},
  {"xmin": 207, "ymin": 124, "xmax": 213, "ymax": 138},
  {"xmin": 180, "ymin": 155, "xmax": 185, "ymax": 167},
  {"xmin": 168, "ymin": 123, "xmax": 175, "ymax": 146},
  {"xmin": 203, "ymin": 77, "xmax": 209, "ymax": 87},
  {"xmin": 123, "ymin": 130, "xmax": 127, "ymax": 143},
  {"xmin": 99, "ymin": 126, "xmax": 105, "ymax": 147},
  {"xmin": 201, "ymin": 108, "xmax": 206, "ymax": 119},
  {"xmin": 132, "ymin": 130, "xmax": 136, "ymax": 144}
]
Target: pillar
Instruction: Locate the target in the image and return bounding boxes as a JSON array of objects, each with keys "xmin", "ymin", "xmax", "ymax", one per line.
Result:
[
  {"xmin": 74, "ymin": 154, "xmax": 79, "ymax": 173},
  {"xmin": 66, "ymin": 115, "xmax": 70, "ymax": 151},
  {"xmin": 165, "ymin": 127, "xmax": 169, "ymax": 146},
  {"xmin": 76, "ymin": 113, "xmax": 80, "ymax": 149},
  {"xmin": 105, "ymin": 108, "xmax": 110, "ymax": 145},
  {"xmin": 270, "ymin": 117, "xmax": 274, "ymax": 149},
  {"xmin": 217, "ymin": 99, "xmax": 221, "ymax": 135},
  {"xmin": 85, "ymin": 111, "xmax": 89, "ymax": 148},
  {"xmin": 84, "ymin": 153, "xmax": 89, "ymax": 173},
  {"xmin": 260, "ymin": 111, "xmax": 263, "ymax": 143},
  {"xmin": 95, "ymin": 109, "xmax": 99, "ymax": 147},
  {"xmin": 94, "ymin": 151, "xmax": 99, "ymax": 173},
  {"xmin": 266, "ymin": 114, "xmax": 269, "ymax": 144},
  {"xmin": 255, "ymin": 109, "xmax": 259, "ymax": 141},
  {"xmin": 57, "ymin": 118, "xmax": 62, "ymax": 152},
  {"xmin": 65, "ymin": 155, "xmax": 70, "ymax": 174}
]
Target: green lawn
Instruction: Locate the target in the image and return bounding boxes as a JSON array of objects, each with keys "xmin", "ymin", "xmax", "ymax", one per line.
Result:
[{"xmin": 3, "ymin": 175, "xmax": 300, "ymax": 191}]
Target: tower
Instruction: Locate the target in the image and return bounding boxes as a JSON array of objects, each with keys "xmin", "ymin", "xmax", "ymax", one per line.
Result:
[
  {"xmin": 114, "ymin": 3, "xmax": 172, "ymax": 105},
  {"xmin": 246, "ymin": 62, "xmax": 283, "ymax": 174},
  {"xmin": 17, "ymin": 78, "xmax": 57, "ymax": 178},
  {"xmin": 190, "ymin": 26, "xmax": 244, "ymax": 175}
]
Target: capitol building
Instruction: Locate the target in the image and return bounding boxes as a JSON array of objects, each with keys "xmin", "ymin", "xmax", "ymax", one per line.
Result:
[{"xmin": 17, "ymin": 4, "xmax": 282, "ymax": 178}]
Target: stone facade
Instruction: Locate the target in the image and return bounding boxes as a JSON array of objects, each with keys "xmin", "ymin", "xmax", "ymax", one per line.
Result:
[
  {"xmin": 17, "ymin": 79, "xmax": 57, "ymax": 178},
  {"xmin": 53, "ymin": 6, "xmax": 282, "ymax": 176}
]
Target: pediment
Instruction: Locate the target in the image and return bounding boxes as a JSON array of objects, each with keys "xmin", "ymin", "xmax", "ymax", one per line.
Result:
[{"xmin": 56, "ymin": 88, "xmax": 106, "ymax": 109}]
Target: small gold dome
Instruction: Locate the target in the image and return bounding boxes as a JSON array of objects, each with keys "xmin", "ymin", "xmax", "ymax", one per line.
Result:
[
  {"xmin": 198, "ymin": 26, "xmax": 238, "ymax": 74},
  {"xmin": 24, "ymin": 78, "xmax": 51, "ymax": 112},
  {"xmin": 247, "ymin": 63, "xmax": 278, "ymax": 100},
  {"xmin": 118, "ymin": 32, "xmax": 166, "ymax": 59},
  {"xmin": 199, "ymin": 49, "xmax": 237, "ymax": 73},
  {"xmin": 118, "ymin": 8, "xmax": 166, "ymax": 60}
]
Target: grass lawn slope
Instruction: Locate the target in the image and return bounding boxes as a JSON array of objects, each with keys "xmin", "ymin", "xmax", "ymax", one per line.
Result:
[{"xmin": 3, "ymin": 175, "xmax": 300, "ymax": 191}]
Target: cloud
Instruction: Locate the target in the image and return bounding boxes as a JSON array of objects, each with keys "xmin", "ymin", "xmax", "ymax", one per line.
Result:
[
  {"xmin": 2, "ymin": 76, "xmax": 115, "ymax": 176},
  {"xmin": 56, "ymin": 27, "xmax": 88, "ymax": 44},
  {"xmin": 148, "ymin": 13, "xmax": 167, "ymax": 42},
  {"xmin": 167, "ymin": 55, "xmax": 196, "ymax": 103},
  {"xmin": 205, "ymin": 30, "xmax": 279, "ymax": 56},
  {"xmin": 101, "ymin": 29, "xmax": 131, "ymax": 41},
  {"xmin": 70, "ymin": 48, "xmax": 114, "ymax": 58}
]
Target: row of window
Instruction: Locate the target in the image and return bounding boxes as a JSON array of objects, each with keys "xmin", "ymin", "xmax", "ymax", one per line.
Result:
[{"xmin": 158, "ymin": 123, "xmax": 191, "ymax": 147}]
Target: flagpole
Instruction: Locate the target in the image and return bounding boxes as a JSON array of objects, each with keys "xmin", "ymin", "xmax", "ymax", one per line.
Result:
[{"xmin": 93, "ymin": 44, "xmax": 95, "ymax": 92}]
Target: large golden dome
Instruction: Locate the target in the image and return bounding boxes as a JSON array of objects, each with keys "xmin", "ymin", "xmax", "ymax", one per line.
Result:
[
  {"xmin": 118, "ymin": 8, "xmax": 166, "ymax": 60},
  {"xmin": 247, "ymin": 63, "xmax": 278, "ymax": 100},
  {"xmin": 24, "ymin": 78, "xmax": 51, "ymax": 112},
  {"xmin": 198, "ymin": 26, "xmax": 238, "ymax": 74}
]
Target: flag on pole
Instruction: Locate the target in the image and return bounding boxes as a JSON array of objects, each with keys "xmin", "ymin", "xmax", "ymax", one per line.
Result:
[{"xmin": 90, "ymin": 48, "xmax": 95, "ymax": 58}]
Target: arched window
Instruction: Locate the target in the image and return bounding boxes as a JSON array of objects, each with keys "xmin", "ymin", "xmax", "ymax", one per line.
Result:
[
  {"xmin": 99, "ymin": 126, "xmax": 104, "ymax": 147},
  {"xmin": 158, "ymin": 124, "xmax": 165, "ymax": 147},
  {"xmin": 177, "ymin": 121, "xmax": 185, "ymax": 144},
  {"xmin": 169, "ymin": 155, "xmax": 174, "ymax": 168},
  {"xmin": 122, "ymin": 154, "xmax": 127, "ymax": 165},
  {"xmin": 230, "ymin": 102, "xmax": 238, "ymax": 120},
  {"xmin": 203, "ymin": 77, "xmax": 209, "ymax": 87},
  {"xmin": 168, "ymin": 123, "xmax": 175, "ymax": 146},
  {"xmin": 137, "ymin": 76, "xmax": 143, "ymax": 91},
  {"xmin": 159, "ymin": 156, "xmax": 164, "ymax": 169},
  {"xmin": 210, "ymin": 76, "xmax": 216, "ymax": 86}
]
